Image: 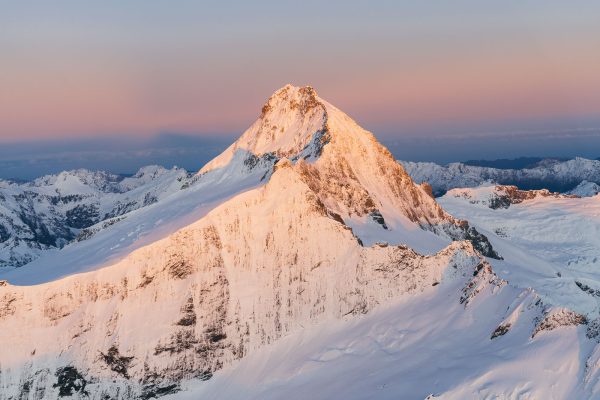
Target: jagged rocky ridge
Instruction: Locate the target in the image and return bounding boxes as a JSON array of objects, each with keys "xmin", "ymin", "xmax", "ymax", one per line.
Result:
[{"xmin": 1, "ymin": 84, "xmax": 496, "ymax": 276}]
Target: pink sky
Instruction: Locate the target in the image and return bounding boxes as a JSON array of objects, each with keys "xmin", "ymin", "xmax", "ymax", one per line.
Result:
[{"xmin": 1, "ymin": 1, "xmax": 600, "ymax": 142}]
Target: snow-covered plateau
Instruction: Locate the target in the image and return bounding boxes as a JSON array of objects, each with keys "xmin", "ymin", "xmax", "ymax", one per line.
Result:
[{"xmin": 1, "ymin": 85, "xmax": 600, "ymax": 400}]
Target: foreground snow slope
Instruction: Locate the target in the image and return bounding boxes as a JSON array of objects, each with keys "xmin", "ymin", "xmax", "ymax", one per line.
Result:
[{"xmin": 170, "ymin": 268, "xmax": 589, "ymax": 400}]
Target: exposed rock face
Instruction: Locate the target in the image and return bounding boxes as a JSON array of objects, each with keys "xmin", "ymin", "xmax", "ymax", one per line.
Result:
[
  {"xmin": 532, "ymin": 308, "xmax": 587, "ymax": 338},
  {"xmin": 202, "ymin": 85, "xmax": 499, "ymax": 258},
  {"xmin": 486, "ymin": 186, "xmax": 574, "ymax": 209},
  {"xmin": 199, "ymin": 85, "xmax": 329, "ymax": 174},
  {"xmin": 460, "ymin": 262, "xmax": 507, "ymax": 307}
]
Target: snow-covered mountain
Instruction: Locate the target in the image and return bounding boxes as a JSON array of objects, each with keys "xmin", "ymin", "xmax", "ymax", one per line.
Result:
[
  {"xmin": 0, "ymin": 166, "xmax": 190, "ymax": 269},
  {"xmin": 402, "ymin": 157, "xmax": 600, "ymax": 196},
  {"xmin": 568, "ymin": 180, "xmax": 600, "ymax": 197},
  {"xmin": 1, "ymin": 85, "xmax": 599, "ymax": 399}
]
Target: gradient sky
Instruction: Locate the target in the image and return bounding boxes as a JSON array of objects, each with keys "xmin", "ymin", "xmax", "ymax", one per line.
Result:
[{"xmin": 2, "ymin": 1, "xmax": 600, "ymax": 142}]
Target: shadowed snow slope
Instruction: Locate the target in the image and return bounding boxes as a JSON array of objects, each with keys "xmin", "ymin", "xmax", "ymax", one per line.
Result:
[
  {"xmin": 0, "ymin": 166, "xmax": 189, "ymax": 269},
  {"xmin": 569, "ymin": 180, "xmax": 600, "ymax": 197}
]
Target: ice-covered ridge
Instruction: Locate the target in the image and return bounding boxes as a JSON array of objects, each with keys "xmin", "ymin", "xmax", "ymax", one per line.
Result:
[{"xmin": 568, "ymin": 180, "xmax": 600, "ymax": 197}]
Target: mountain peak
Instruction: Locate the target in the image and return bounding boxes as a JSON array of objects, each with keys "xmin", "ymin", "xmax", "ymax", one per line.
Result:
[
  {"xmin": 199, "ymin": 85, "xmax": 328, "ymax": 174},
  {"xmin": 198, "ymin": 85, "xmax": 499, "ymax": 259},
  {"xmin": 261, "ymin": 84, "xmax": 320, "ymax": 119}
]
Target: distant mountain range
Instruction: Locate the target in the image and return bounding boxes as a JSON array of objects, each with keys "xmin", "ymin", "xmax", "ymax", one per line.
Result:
[
  {"xmin": 463, "ymin": 156, "xmax": 569, "ymax": 170},
  {"xmin": 402, "ymin": 156, "xmax": 600, "ymax": 196}
]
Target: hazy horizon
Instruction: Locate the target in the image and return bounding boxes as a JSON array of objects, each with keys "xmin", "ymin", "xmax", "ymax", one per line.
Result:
[{"xmin": 2, "ymin": 128, "xmax": 599, "ymax": 181}]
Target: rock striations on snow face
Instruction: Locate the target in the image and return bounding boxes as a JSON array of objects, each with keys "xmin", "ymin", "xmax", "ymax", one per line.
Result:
[{"xmin": 0, "ymin": 85, "xmax": 511, "ymax": 399}]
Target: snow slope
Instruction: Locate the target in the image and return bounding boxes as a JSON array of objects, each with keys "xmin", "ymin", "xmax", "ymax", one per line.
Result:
[
  {"xmin": 439, "ymin": 186, "xmax": 600, "ymax": 316},
  {"xmin": 170, "ymin": 271, "xmax": 588, "ymax": 400},
  {"xmin": 167, "ymin": 187, "xmax": 600, "ymax": 400},
  {"xmin": 0, "ymin": 153, "xmax": 273, "ymax": 285}
]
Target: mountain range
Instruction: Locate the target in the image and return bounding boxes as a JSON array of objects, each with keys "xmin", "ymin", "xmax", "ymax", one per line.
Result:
[
  {"xmin": 402, "ymin": 157, "xmax": 600, "ymax": 196},
  {"xmin": 2, "ymin": 155, "xmax": 598, "ymax": 271}
]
